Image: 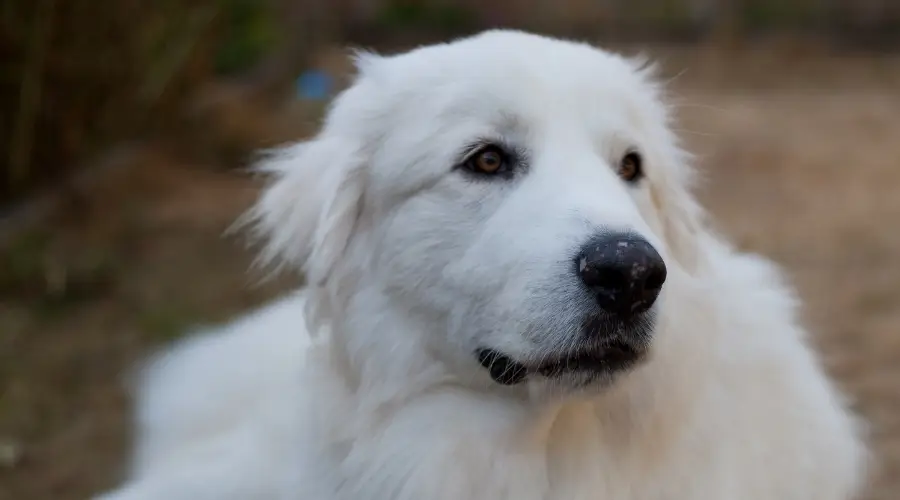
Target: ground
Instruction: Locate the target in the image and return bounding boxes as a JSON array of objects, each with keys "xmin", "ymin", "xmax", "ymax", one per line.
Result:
[{"xmin": 1, "ymin": 45, "xmax": 898, "ymax": 500}]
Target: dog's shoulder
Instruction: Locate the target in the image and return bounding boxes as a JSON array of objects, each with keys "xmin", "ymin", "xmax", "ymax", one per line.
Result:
[{"xmin": 695, "ymin": 244, "xmax": 868, "ymax": 499}]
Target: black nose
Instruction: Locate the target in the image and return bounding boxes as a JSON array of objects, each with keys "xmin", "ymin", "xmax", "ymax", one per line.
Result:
[{"xmin": 577, "ymin": 233, "xmax": 667, "ymax": 318}]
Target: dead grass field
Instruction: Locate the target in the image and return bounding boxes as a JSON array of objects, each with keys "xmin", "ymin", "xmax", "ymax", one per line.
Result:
[{"xmin": 1, "ymin": 45, "xmax": 899, "ymax": 500}]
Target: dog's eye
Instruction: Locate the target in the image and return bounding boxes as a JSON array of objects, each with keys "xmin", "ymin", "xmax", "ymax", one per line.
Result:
[
  {"xmin": 465, "ymin": 146, "xmax": 509, "ymax": 175},
  {"xmin": 618, "ymin": 151, "xmax": 643, "ymax": 183}
]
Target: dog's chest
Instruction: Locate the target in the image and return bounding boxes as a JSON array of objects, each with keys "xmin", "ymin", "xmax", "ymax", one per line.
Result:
[{"xmin": 322, "ymin": 423, "xmax": 729, "ymax": 500}]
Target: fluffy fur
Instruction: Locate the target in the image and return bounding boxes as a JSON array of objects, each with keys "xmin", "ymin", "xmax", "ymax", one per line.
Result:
[{"xmin": 97, "ymin": 30, "xmax": 868, "ymax": 500}]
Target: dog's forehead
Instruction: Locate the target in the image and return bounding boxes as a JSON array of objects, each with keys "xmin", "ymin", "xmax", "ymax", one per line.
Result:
[
  {"xmin": 344, "ymin": 31, "xmax": 662, "ymax": 144},
  {"xmin": 383, "ymin": 30, "xmax": 642, "ymax": 86}
]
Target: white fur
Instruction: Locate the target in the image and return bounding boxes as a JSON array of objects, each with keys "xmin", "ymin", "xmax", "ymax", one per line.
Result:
[{"xmin": 97, "ymin": 30, "xmax": 868, "ymax": 500}]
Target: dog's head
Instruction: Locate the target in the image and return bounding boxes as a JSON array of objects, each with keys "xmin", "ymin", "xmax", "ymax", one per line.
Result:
[{"xmin": 244, "ymin": 30, "xmax": 707, "ymax": 398}]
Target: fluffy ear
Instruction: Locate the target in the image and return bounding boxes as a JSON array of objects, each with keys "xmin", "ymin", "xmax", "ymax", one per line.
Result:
[
  {"xmin": 645, "ymin": 144, "xmax": 711, "ymax": 275},
  {"xmin": 628, "ymin": 55, "xmax": 710, "ymax": 274},
  {"xmin": 239, "ymin": 135, "xmax": 366, "ymax": 285},
  {"xmin": 652, "ymin": 180, "xmax": 706, "ymax": 274}
]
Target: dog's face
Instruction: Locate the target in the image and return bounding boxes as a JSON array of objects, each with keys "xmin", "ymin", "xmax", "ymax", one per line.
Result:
[{"xmin": 247, "ymin": 31, "xmax": 705, "ymax": 397}]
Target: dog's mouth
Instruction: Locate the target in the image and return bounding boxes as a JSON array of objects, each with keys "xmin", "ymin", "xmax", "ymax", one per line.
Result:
[
  {"xmin": 536, "ymin": 340, "xmax": 642, "ymax": 377},
  {"xmin": 476, "ymin": 339, "xmax": 645, "ymax": 386}
]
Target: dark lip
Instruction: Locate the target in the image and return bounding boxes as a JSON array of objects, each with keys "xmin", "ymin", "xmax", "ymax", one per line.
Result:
[
  {"xmin": 477, "ymin": 348, "xmax": 528, "ymax": 385},
  {"xmin": 476, "ymin": 339, "xmax": 646, "ymax": 386},
  {"xmin": 535, "ymin": 339, "xmax": 643, "ymax": 377}
]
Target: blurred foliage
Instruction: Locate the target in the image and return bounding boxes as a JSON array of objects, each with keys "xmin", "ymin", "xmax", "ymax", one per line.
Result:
[
  {"xmin": 0, "ymin": 227, "xmax": 117, "ymax": 310},
  {"xmin": 741, "ymin": 0, "xmax": 825, "ymax": 30},
  {"xmin": 374, "ymin": 0, "xmax": 476, "ymax": 33},
  {"xmin": 0, "ymin": 0, "xmax": 282, "ymax": 205},
  {"xmin": 215, "ymin": 0, "xmax": 280, "ymax": 76}
]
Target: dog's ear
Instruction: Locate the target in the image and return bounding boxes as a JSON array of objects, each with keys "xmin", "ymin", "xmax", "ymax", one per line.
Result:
[
  {"xmin": 646, "ymin": 135, "xmax": 710, "ymax": 275},
  {"xmin": 239, "ymin": 51, "xmax": 385, "ymax": 286},
  {"xmin": 240, "ymin": 135, "xmax": 366, "ymax": 285},
  {"xmin": 627, "ymin": 55, "xmax": 710, "ymax": 275},
  {"xmin": 650, "ymin": 173, "xmax": 706, "ymax": 274}
]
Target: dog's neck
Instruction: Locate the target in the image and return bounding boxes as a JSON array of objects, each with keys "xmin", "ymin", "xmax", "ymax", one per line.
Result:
[{"xmin": 298, "ymin": 264, "xmax": 718, "ymax": 499}]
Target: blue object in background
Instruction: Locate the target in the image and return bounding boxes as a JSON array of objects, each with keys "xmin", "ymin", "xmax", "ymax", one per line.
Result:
[{"xmin": 295, "ymin": 70, "xmax": 333, "ymax": 100}]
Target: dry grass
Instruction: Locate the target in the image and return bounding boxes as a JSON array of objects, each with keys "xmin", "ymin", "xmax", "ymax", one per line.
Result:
[{"xmin": 1, "ymin": 45, "xmax": 899, "ymax": 500}]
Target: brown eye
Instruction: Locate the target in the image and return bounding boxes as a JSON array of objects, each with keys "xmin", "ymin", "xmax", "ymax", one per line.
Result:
[
  {"xmin": 466, "ymin": 146, "xmax": 507, "ymax": 175},
  {"xmin": 618, "ymin": 151, "xmax": 643, "ymax": 183}
]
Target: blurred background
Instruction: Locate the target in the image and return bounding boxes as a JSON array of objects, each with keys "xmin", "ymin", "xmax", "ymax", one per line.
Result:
[{"xmin": 1, "ymin": 1, "xmax": 898, "ymax": 499}]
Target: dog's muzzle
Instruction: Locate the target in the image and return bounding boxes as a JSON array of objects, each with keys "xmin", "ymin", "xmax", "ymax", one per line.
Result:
[{"xmin": 476, "ymin": 231, "xmax": 664, "ymax": 386}]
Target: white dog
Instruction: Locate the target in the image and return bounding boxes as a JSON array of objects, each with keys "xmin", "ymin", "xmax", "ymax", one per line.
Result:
[{"xmin": 97, "ymin": 30, "xmax": 868, "ymax": 500}]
